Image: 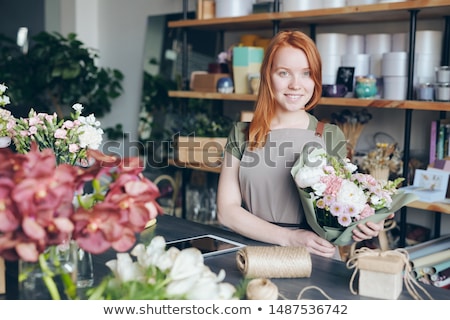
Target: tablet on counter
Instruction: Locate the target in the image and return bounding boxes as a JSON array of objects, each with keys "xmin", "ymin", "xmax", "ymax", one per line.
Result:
[{"xmin": 165, "ymin": 234, "xmax": 246, "ymax": 257}]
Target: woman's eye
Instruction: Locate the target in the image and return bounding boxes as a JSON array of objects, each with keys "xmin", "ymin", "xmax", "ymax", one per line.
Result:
[
  {"xmin": 303, "ymin": 70, "xmax": 311, "ymax": 77},
  {"xmin": 279, "ymin": 70, "xmax": 289, "ymax": 77}
]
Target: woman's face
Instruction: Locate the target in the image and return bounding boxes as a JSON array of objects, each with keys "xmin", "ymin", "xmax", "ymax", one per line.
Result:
[{"xmin": 270, "ymin": 46, "xmax": 315, "ymax": 112}]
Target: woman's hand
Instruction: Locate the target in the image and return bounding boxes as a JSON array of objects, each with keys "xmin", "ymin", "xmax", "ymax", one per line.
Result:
[
  {"xmin": 289, "ymin": 229, "xmax": 337, "ymax": 258},
  {"xmin": 352, "ymin": 213, "xmax": 395, "ymax": 242}
]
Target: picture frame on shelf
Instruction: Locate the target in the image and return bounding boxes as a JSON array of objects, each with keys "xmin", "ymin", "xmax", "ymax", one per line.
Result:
[{"xmin": 336, "ymin": 66, "xmax": 355, "ymax": 93}]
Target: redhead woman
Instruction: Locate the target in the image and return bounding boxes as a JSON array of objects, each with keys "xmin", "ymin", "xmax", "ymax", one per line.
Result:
[{"xmin": 217, "ymin": 30, "xmax": 388, "ymax": 259}]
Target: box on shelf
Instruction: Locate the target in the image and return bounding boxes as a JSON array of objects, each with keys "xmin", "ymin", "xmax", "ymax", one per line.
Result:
[
  {"xmin": 174, "ymin": 136, "xmax": 227, "ymax": 166},
  {"xmin": 191, "ymin": 73, "xmax": 230, "ymax": 92},
  {"xmin": 232, "ymin": 46, "xmax": 264, "ymax": 94},
  {"xmin": 357, "ymin": 253, "xmax": 405, "ymax": 299},
  {"xmin": 400, "ymin": 168, "xmax": 450, "ymax": 202}
]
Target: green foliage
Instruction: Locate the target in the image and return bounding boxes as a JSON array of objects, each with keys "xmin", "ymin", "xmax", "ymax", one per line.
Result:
[{"xmin": 0, "ymin": 31, "xmax": 124, "ymax": 118}]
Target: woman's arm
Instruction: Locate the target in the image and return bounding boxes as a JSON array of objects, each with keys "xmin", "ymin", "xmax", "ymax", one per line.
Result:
[{"xmin": 217, "ymin": 151, "xmax": 337, "ymax": 257}]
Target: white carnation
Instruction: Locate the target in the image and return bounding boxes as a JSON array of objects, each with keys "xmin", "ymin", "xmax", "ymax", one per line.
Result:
[{"xmin": 78, "ymin": 125, "xmax": 103, "ymax": 149}]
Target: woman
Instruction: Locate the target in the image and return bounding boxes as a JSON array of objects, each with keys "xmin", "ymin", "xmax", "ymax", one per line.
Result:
[{"xmin": 217, "ymin": 30, "xmax": 387, "ymax": 259}]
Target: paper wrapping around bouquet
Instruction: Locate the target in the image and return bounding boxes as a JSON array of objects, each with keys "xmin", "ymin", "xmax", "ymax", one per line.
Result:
[
  {"xmin": 297, "ymin": 189, "xmax": 419, "ymax": 246},
  {"xmin": 236, "ymin": 246, "xmax": 312, "ymax": 278}
]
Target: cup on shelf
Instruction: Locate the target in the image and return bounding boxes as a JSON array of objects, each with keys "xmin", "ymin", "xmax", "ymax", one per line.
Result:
[
  {"xmin": 436, "ymin": 66, "xmax": 450, "ymax": 83},
  {"xmin": 322, "ymin": 84, "xmax": 348, "ymax": 97},
  {"xmin": 416, "ymin": 83, "xmax": 434, "ymax": 101},
  {"xmin": 435, "ymin": 83, "xmax": 450, "ymax": 102}
]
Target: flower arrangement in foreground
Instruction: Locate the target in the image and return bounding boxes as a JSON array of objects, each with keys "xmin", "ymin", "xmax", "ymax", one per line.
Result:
[
  {"xmin": 0, "ymin": 83, "xmax": 13, "ymax": 139},
  {"xmin": 9, "ymin": 103, "xmax": 103, "ymax": 165},
  {"xmin": 291, "ymin": 148, "xmax": 418, "ymax": 246},
  {"xmin": 0, "ymin": 144, "xmax": 163, "ymax": 299},
  {"xmin": 87, "ymin": 235, "xmax": 237, "ymax": 300}
]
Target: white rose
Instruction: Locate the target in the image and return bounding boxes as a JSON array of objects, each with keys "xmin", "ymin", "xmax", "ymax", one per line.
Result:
[{"xmin": 295, "ymin": 166, "xmax": 326, "ymax": 188}]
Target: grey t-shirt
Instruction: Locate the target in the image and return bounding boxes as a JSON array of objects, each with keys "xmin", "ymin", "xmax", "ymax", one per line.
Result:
[{"xmin": 225, "ymin": 113, "xmax": 347, "ymax": 226}]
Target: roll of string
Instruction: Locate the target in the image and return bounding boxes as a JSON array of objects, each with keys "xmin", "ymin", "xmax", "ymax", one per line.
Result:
[{"xmin": 236, "ymin": 246, "xmax": 312, "ymax": 278}]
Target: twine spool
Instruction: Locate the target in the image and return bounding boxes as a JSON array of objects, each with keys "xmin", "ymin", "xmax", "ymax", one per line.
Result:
[
  {"xmin": 236, "ymin": 246, "xmax": 312, "ymax": 278},
  {"xmin": 246, "ymin": 278, "xmax": 279, "ymax": 300}
]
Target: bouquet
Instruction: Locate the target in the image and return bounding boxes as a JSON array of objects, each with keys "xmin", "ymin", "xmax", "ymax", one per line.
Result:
[
  {"xmin": 87, "ymin": 236, "xmax": 237, "ymax": 300},
  {"xmin": 291, "ymin": 148, "xmax": 418, "ymax": 246},
  {"xmin": 0, "ymin": 83, "xmax": 14, "ymax": 138},
  {"xmin": 9, "ymin": 103, "xmax": 103, "ymax": 165}
]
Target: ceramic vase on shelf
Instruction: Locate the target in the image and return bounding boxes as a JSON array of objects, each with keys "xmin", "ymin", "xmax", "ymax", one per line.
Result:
[
  {"xmin": 369, "ymin": 166, "xmax": 390, "ymax": 182},
  {"xmin": 19, "ymin": 240, "xmax": 78, "ymax": 300},
  {"xmin": 355, "ymin": 76, "xmax": 377, "ymax": 99}
]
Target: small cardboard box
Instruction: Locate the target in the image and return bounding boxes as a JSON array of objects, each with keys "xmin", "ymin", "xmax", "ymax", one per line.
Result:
[
  {"xmin": 191, "ymin": 73, "xmax": 230, "ymax": 92},
  {"xmin": 232, "ymin": 46, "xmax": 264, "ymax": 94},
  {"xmin": 358, "ymin": 254, "xmax": 405, "ymax": 299},
  {"xmin": 174, "ymin": 136, "xmax": 227, "ymax": 166}
]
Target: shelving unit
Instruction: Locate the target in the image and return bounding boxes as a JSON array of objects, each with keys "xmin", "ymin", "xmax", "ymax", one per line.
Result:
[{"xmin": 169, "ymin": 0, "xmax": 450, "ymax": 246}]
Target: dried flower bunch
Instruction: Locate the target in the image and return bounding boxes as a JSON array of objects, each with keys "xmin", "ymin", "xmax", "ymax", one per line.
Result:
[
  {"xmin": 360, "ymin": 142, "xmax": 403, "ymax": 176},
  {"xmin": 331, "ymin": 109, "xmax": 373, "ymax": 157}
]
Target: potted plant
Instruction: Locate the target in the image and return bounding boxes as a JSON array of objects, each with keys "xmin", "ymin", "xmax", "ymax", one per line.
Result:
[{"xmin": 0, "ymin": 31, "xmax": 124, "ymax": 137}]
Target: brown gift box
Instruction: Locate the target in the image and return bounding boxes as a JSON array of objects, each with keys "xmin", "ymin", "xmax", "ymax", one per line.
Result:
[
  {"xmin": 357, "ymin": 254, "xmax": 405, "ymax": 300},
  {"xmin": 191, "ymin": 73, "xmax": 230, "ymax": 92},
  {"xmin": 174, "ymin": 136, "xmax": 227, "ymax": 166}
]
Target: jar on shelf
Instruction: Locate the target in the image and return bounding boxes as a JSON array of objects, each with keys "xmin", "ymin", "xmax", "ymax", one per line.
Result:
[{"xmin": 355, "ymin": 76, "xmax": 377, "ymax": 99}]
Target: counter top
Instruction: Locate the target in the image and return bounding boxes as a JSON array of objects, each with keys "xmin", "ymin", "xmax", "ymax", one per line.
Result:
[{"xmin": 2, "ymin": 214, "xmax": 449, "ymax": 300}]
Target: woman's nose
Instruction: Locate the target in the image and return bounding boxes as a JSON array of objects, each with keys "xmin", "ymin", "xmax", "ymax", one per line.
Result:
[{"xmin": 289, "ymin": 75, "xmax": 303, "ymax": 90}]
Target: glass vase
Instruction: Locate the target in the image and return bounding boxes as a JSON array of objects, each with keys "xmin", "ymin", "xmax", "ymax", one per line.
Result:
[{"xmin": 19, "ymin": 240, "xmax": 78, "ymax": 300}]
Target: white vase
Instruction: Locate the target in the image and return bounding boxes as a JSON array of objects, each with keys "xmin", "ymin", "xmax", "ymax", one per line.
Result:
[{"xmin": 0, "ymin": 136, "xmax": 11, "ymax": 148}]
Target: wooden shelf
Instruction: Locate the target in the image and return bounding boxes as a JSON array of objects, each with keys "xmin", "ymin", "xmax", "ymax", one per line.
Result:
[
  {"xmin": 407, "ymin": 200, "xmax": 450, "ymax": 215},
  {"xmin": 169, "ymin": 90, "xmax": 450, "ymax": 111},
  {"xmin": 168, "ymin": 1, "xmax": 450, "ymax": 31},
  {"xmin": 168, "ymin": 90, "xmax": 256, "ymax": 101}
]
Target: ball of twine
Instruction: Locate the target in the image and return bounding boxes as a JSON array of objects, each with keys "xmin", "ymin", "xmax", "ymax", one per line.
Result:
[
  {"xmin": 246, "ymin": 278, "xmax": 279, "ymax": 300},
  {"xmin": 236, "ymin": 246, "xmax": 312, "ymax": 278}
]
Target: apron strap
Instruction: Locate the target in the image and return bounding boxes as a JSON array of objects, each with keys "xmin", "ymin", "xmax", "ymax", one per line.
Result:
[{"xmin": 315, "ymin": 121, "xmax": 325, "ymax": 137}]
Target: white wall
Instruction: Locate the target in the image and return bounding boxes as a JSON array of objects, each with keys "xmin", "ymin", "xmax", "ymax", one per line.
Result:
[{"xmin": 53, "ymin": 0, "xmax": 195, "ymax": 157}]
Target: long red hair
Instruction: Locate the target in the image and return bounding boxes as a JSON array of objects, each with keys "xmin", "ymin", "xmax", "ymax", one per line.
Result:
[{"xmin": 248, "ymin": 30, "xmax": 322, "ymax": 150}]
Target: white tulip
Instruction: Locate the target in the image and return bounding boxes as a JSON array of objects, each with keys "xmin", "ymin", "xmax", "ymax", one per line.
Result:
[
  {"xmin": 132, "ymin": 236, "xmax": 166, "ymax": 268},
  {"xmin": 155, "ymin": 246, "xmax": 180, "ymax": 271},
  {"xmin": 166, "ymin": 274, "xmax": 201, "ymax": 297},
  {"xmin": 106, "ymin": 253, "xmax": 143, "ymax": 283},
  {"xmin": 169, "ymin": 248, "xmax": 205, "ymax": 281}
]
